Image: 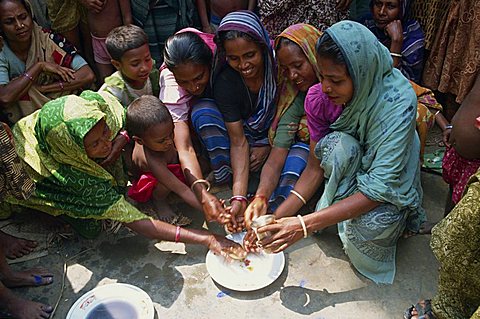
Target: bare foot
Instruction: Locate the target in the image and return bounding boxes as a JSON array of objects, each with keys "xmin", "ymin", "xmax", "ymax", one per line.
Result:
[
  {"xmin": 0, "ymin": 231, "xmax": 37, "ymax": 259},
  {"xmin": 1, "ymin": 267, "xmax": 53, "ymax": 288},
  {"xmin": 152, "ymin": 200, "xmax": 178, "ymax": 223},
  {"xmin": 1, "ymin": 287, "xmax": 53, "ymax": 319},
  {"xmin": 404, "ymin": 299, "xmax": 437, "ymax": 319}
]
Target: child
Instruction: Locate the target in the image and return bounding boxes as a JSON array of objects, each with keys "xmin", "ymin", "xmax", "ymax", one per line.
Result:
[
  {"xmin": 126, "ymin": 96, "xmax": 203, "ymax": 222},
  {"xmin": 99, "ymin": 25, "xmax": 159, "ymax": 107},
  {"xmin": 196, "ymin": 0, "xmax": 257, "ymax": 33},
  {"xmin": 82, "ymin": 0, "xmax": 132, "ymax": 83}
]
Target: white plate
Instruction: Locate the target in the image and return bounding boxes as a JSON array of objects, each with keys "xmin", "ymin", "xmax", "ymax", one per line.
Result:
[
  {"xmin": 206, "ymin": 232, "xmax": 285, "ymax": 291},
  {"xmin": 66, "ymin": 283, "xmax": 154, "ymax": 319}
]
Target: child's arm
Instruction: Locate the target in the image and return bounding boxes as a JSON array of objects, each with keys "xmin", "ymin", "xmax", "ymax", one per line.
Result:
[
  {"xmin": 149, "ymin": 154, "xmax": 203, "ymax": 211},
  {"xmin": 119, "ymin": 0, "xmax": 133, "ymax": 25},
  {"xmin": 247, "ymin": 0, "xmax": 256, "ymax": 11},
  {"xmin": 196, "ymin": 0, "xmax": 214, "ymax": 33}
]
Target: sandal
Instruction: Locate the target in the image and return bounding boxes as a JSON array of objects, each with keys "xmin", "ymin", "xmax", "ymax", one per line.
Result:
[{"xmin": 404, "ymin": 299, "xmax": 437, "ymax": 319}]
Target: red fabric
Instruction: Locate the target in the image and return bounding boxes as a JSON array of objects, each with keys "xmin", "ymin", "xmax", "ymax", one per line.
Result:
[
  {"xmin": 442, "ymin": 146, "xmax": 480, "ymax": 204},
  {"xmin": 127, "ymin": 165, "xmax": 187, "ymax": 202}
]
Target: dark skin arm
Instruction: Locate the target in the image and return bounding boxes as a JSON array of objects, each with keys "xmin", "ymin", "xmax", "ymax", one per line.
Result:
[
  {"xmin": 119, "ymin": 0, "xmax": 133, "ymax": 25},
  {"xmin": 385, "ymin": 20, "xmax": 403, "ymax": 68},
  {"xmin": 36, "ymin": 65, "xmax": 95, "ymax": 94}
]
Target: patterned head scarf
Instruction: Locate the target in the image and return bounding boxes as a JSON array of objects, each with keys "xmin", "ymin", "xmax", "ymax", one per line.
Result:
[
  {"xmin": 269, "ymin": 23, "xmax": 322, "ymax": 143},
  {"xmin": 213, "ymin": 10, "xmax": 277, "ymax": 135}
]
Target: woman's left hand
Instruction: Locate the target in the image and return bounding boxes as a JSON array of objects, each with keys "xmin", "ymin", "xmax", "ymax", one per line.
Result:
[
  {"xmin": 100, "ymin": 133, "xmax": 128, "ymax": 167},
  {"xmin": 250, "ymin": 145, "xmax": 271, "ymax": 172},
  {"xmin": 207, "ymin": 234, "xmax": 247, "ymax": 260},
  {"xmin": 257, "ymin": 217, "xmax": 305, "ymax": 253}
]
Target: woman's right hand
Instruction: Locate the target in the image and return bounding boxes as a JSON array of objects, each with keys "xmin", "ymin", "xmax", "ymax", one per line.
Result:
[
  {"xmin": 40, "ymin": 62, "xmax": 76, "ymax": 82},
  {"xmin": 207, "ymin": 234, "xmax": 247, "ymax": 260},
  {"xmin": 202, "ymin": 192, "xmax": 231, "ymax": 224},
  {"xmin": 244, "ymin": 196, "xmax": 268, "ymax": 228}
]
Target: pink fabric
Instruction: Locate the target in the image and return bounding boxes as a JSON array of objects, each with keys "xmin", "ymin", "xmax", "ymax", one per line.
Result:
[
  {"xmin": 91, "ymin": 34, "xmax": 111, "ymax": 64},
  {"xmin": 127, "ymin": 165, "xmax": 187, "ymax": 202},
  {"xmin": 159, "ymin": 28, "xmax": 216, "ymax": 123},
  {"xmin": 304, "ymin": 83, "xmax": 343, "ymax": 142},
  {"xmin": 442, "ymin": 146, "xmax": 480, "ymax": 204}
]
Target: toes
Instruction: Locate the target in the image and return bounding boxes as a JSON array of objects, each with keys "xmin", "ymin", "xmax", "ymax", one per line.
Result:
[{"xmin": 33, "ymin": 274, "xmax": 54, "ymax": 286}]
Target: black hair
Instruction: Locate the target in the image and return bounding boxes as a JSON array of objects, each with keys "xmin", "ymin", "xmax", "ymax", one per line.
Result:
[
  {"xmin": 315, "ymin": 33, "xmax": 346, "ymax": 66},
  {"xmin": 216, "ymin": 30, "xmax": 265, "ymax": 52},
  {"xmin": 126, "ymin": 96, "xmax": 172, "ymax": 138},
  {"xmin": 163, "ymin": 32, "xmax": 212, "ymax": 69},
  {"xmin": 275, "ymin": 37, "xmax": 298, "ymax": 51},
  {"xmin": 105, "ymin": 25, "xmax": 148, "ymax": 61},
  {"xmin": 0, "ymin": 0, "xmax": 32, "ymax": 37}
]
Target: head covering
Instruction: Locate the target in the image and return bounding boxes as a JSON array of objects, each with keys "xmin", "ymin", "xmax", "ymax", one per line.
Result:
[
  {"xmin": 269, "ymin": 23, "xmax": 322, "ymax": 143},
  {"xmin": 326, "ymin": 21, "xmax": 422, "ymax": 209},
  {"xmin": 369, "ymin": 0, "xmax": 411, "ymax": 22},
  {"xmin": 8, "ymin": 91, "xmax": 147, "ymax": 222},
  {"xmin": 213, "ymin": 10, "xmax": 277, "ymax": 134}
]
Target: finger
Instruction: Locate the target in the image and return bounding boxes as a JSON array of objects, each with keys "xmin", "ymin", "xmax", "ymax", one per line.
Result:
[{"xmin": 272, "ymin": 242, "xmax": 289, "ymax": 253}]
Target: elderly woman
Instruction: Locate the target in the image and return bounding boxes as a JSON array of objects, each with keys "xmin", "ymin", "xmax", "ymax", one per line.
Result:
[
  {"xmin": 7, "ymin": 91, "xmax": 244, "ymax": 258},
  {"xmin": 253, "ymin": 21, "xmax": 426, "ymax": 284},
  {"xmin": 0, "ymin": 0, "xmax": 95, "ymax": 124}
]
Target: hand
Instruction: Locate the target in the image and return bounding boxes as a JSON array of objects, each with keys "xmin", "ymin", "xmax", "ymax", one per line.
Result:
[
  {"xmin": 256, "ymin": 217, "xmax": 305, "ymax": 253},
  {"xmin": 225, "ymin": 201, "xmax": 246, "ymax": 233},
  {"xmin": 243, "ymin": 228, "xmax": 261, "ymax": 253},
  {"xmin": 336, "ymin": 0, "xmax": 352, "ymax": 11},
  {"xmin": 443, "ymin": 126, "xmax": 452, "ymax": 147},
  {"xmin": 40, "ymin": 62, "xmax": 76, "ymax": 82},
  {"xmin": 250, "ymin": 145, "xmax": 271, "ymax": 172},
  {"xmin": 207, "ymin": 234, "xmax": 247, "ymax": 260},
  {"xmin": 202, "ymin": 25, "xmax": 214, "ymax": 34},
  {"xmin": 100, "ymin": 133, "xmax": 127, "ymax": 167},
  {"xmin": 202, "ymin": 192, "xmax": 231, "ymax": 224},
  {"xmin": 385, "ymin": 20, "xmax": 403, "ymax": 43},
  {"xmin": 244, "ymin": 196, "xmax": 268, "ymax": 228},
  {"xmin": 79, "ymin": 0, "xmax": 106, "ymax": 13}
]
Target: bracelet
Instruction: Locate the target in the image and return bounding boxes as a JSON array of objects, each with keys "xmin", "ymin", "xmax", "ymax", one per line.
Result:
[
  {"xmin": 253, "ymin": 195, "xmax": 267, "ymax": 202},
  {"xmin": 434, "ymin": 110, "xmax": 441, "ymax": 116},
  {"xmin": 58, "ymin": 80, "xmax": 64, "ymax": 92},
  {"xmin": 290, "ymin": 190, "xmax": 307, "ymax": 205},
  {"xmin": 190, "ymin": 179, "xmax": 211, "ymax": 192},
  {"xmin": 119, "ymin": 130, "xmax": 130, "ymax": 143},
  {"xmin": 297, "ymin": 215, "xmax": 308, "ymax": 238},
  {"xmin": 390, "ymin": 52, "xmax": 402, "ymax": 58},
  {"xmin": 230, "ymin": 195, "xmax": 248, "ymax": 203},
  {"xmin": 444, "ymin": 124, "xmax": 453, "ymax": 130},
  {"xmin": 175, "ymin": 226, "xmax": 181, "ymax": 243},
  {"xmin": 23, "ymin": 72, "xmax": 34, "ymax": 82}
]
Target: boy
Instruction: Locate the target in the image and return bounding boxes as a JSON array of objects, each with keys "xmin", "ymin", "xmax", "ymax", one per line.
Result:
[
  {"xmin": 81, "ymin": 0, "xmax": 132, "ymax": 83},
  {"xmin": 196, "ymin": 0, "xmax": 257, "ymax": 33},
  {"xmin": 99, "ymin": 25, "xmax": 159, "ymax": 107},
  {"xmin": 126, "ymin": 96, "xmax": 202, "ymax": 222}
]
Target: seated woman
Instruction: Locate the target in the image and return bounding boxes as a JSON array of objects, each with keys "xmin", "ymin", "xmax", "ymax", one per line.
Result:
[
  {"xmin": 251, "ymin": 21, "xmax": 426, "ymax": 284},
  {"xmin": 0, "ymin": 0, "xmax": 95, "ymax": 124},
  {"xmin": 6, "ymin": 91, "xmax": 244, "ymax": 257},
  {"xmin": 161, "ymin": 28, "xmax": 228, "ymax": 224},
  {"xmin": 191, "ymin": 10, "xmax": 276, "ymax": 228},
  {"xmin": 245, "ymin": 24, "xmax": 341, "ymax": 223}
]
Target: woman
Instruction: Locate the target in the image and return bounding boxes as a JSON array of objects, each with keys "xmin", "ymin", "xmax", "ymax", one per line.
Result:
[
  {"xmin": 0, "ymin": 0, "xmax": 95, "ymax": 124},
  {"xmin": 362, "ymin": 0, "xmax": 424, "ymax": 82},
  {"xmin": 253, "ymin": 21, "xmax": 426, "ymax": 284},
  {"xmin": 191, "ymin": 10, "xmax": 276, "ymax": 227},
  {"xmin": 162, "ymin": 28, "xmax": 228, "ymax": 224},
  {"xmin": 245, "ymin": 24, "xmax": 341, "ymax": 223},
  {"xmin": 6, "ymin": 91, "xmax": 244, "ymax": 257}
]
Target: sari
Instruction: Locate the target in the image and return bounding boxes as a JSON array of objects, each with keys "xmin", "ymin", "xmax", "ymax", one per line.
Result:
[
  {"xmin": 363, "ymin": 0, "xmax": 425, "ymax": 82},
  {"xmin": 7, "ymin": 91, "xmax": 148, "ymax": 223},
  {"xmin": 315, "ymin": 21, "xmax": 425, "ymax": 284},
  {"xmin": 1, "ymin": 23, "xmax": 80, "ymax": 123}
]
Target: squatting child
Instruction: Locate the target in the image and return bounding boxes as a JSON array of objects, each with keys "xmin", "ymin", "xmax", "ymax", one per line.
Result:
[{"xmin": 100, "ymin": 25, "xmax": 159, "ymax": 107}]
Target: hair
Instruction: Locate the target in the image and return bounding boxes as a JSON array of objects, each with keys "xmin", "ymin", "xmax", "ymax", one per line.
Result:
[
  {"xmin": 216, "ymin": 30, "xmax": 265, "ymax": 52},
  {"xmin": 163, "ymin": 32, "xmax": 212, "ymax": 69},
  {"xmin": 126, "ymin": 96, "xmax": 172, "ymax": 138},
  {"xmin": 315, "ymin": 33, "xmax": 346, "ymax": 66},
  {"xmin": 0, "ymin": 0, "xmax": 32, "ymax": 37},
  {"xmin": 105, "ymin": 25, "xmax": 148, "ymax": 61},
  {"xmin": 275, "ymin": 37, "xmax": 298, "ymax": 51}
]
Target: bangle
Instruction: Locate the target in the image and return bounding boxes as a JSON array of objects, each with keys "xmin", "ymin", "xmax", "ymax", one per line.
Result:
[
  {"xmin": 253, "ymin": 195, "xmax": 267, "ymax": 202},
  {"xmin": 58, "ymin": 80, "xmax": 64, "ymax": 92},
  {"xmin": 23, "ymin": 72, "xmax": 34, "ymax": 81},
  {"xmin": 119, "ymin": 130, "xmax": 130, "ymax": 143},
  {"xmin": 434, "ymin": 110, "xmax": 441, "ymax": 116},
  {"xmin": 390, "ymin": 52, "xmax": 402, "ymax": 58},
  {"xmin": 444, "ymin": 124, "xmax": 453, "ymax": 130},
  {"xmin": 290, "ymin": 190, "xmax": 307, "ymax": 205},
  {"xmin": 297, "ymin": 215, "xmax": 308, "ymax": 238},
  {"xmin": 230, "ymin": 195, "xmax": 248, "ymax": 203},
  {"xmin": 191, "ymin": 179, "xmax": 211, "ymax": 192},
  {"xmin": 175, "ymin": 226, "xmax": 181, "ymax": 243}
]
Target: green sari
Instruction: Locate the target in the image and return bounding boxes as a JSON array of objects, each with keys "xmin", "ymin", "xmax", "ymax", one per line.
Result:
[{"xmin": 7, "ymin": 91, "xmax": 148, "ymax": 223}]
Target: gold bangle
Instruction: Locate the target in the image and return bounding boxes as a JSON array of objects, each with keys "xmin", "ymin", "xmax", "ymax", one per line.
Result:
[
  {"xmin": 297, "ymin": 215, "xmax": 308, "ymax": 238},
  {"xmin": 290, "ymin": 190, "xmax": 307, "ymax": 205},
  {"xmin": 190, "ymin": 179, "xmax": 211, "ymax": 192}
]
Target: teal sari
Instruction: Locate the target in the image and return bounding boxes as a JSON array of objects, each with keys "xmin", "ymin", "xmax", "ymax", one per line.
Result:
[{"xmin": 315, "ymin": 21, "xmax": 426, "ymax": 284}]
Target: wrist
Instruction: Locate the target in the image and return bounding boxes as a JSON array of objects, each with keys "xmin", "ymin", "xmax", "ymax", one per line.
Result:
[{"xmin": 444, "ymin": 124, "xmax": 453, "ymax": 131}]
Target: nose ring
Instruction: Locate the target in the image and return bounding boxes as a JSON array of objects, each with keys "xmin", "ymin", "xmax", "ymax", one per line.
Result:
[{"xmin": 21, "ymin": 23, "xmax": 25, "ymax": 27}]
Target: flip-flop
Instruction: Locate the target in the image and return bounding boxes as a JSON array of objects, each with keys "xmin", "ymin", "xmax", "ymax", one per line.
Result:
[
  {"xmin": 404, "ymin": 299, "xmax": 437, "ymax": 319},
  {"xmin": 33, "ymin": 275, "xmax": 54, "ymax": 286}
]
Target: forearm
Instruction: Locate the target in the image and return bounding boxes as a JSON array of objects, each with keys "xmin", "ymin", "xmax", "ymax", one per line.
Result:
[
  {"xmin": 180, "ymin": 187, "xmax": 203, "ymax": 212},
  {"xmin": 303, "ymin": 192, "xmax": 380, "ymax": 233},
  {"xmin": 195, "ymin": 0, "xmax": 210, "ymax": 28},
  {"xmin": 39, "ymin": 65, "xmax": 94, "ymax": 93},
  {"xmin": 0, "ymin": 63, "xmax": 43, "ymax": 105},
  {"xmin": 230, "ymin": 139, "xmax": 249, "ymax": 196},
  {"xmin": 256, "ymin": 147, "xmax": 288, "ymax": 198},
  {"xmin": 390, "ymin": 40, "xmax": 403, "ymax": 68},
  {"xmin": 119, "ymin": 0, "xmax": 133, "ymax": 24},
  {"xmin": 432, "ymin": 109, "xmax": 449, "ymax": 130}
]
